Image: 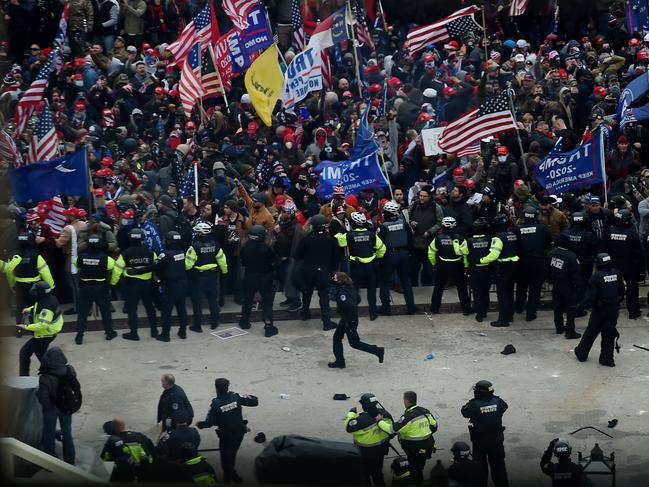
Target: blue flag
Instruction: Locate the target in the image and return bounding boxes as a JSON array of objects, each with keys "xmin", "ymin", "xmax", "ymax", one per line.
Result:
[
  {"xmin": 626, "ymin": 0, "xmax": 649, "ymax": 34},
  {"xmin": 535, "ymin": 133, "xmax": 604, "ymax": 195},
  {"xmin": 316, "ymin": 153, "xmax": 388, "ymax": 200},
  {"xmin": 617, "ymin": 71, "xmax": 649, "ymax": 127},
  {"xmin": 230, "ymin": 5, "xmax": 273, "ymax": 73},
  {"xmin": 10, "ymin": 151, "xmax": 89, "ymax": 203},
  {"xmin": 350, "ymin": 104, "xmax": 379, "ymax": 160}
]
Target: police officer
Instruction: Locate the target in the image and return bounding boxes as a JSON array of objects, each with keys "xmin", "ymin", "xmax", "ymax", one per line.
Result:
[
  {"xmin": 345, "ymin": 393, "xmax": 394, "ymax": 486},
  {"xmin": 196, "ymin": 378, "xmax": 258, "ymax": 483},
  {"xmin": 155, "ymin": 231, "xmax": 189, "ymax": 341},
  {"xmin": 467, "ymin": 217, "xmax": 493, "ymax": 323},
  {"xmin": 74, "ymin": 235, "xmax": 119, "ymax": 344},
  {"xmin": 178, "ymin": 443, "xmax": 218, "ymax": 484},
  {"xmin": 17, "ymin": 281, "xmax": 64, "ymax": 376},
  {"xmin": 540, "ymin": 438, "xmax": 583, "ymax": 487},
  {"xmin": 447, "ymin": 441, "xmax": 484, "ymax": 487},
  {"xmin": 157, "ymin": 373, "xmax": 194, "ymax": 433},
  {"xmin": 386, "ymin": 391, "xmax": 438, "ymax": 485},
  {"xmin": 101, "ymin": 418, "xmax": 155, "ymax": 482},
  {"xmin": 1, "ymin": 232, "xmax": 55, "ymax": 325},
  {"xmin": 514, "ymin": 208, "xmax": 551, "ymax": 322},
  {"xmin": 461, "ymin": 380, "xmax": 509, "ymax": 487},
  {"xmin": 563, "ymin": 212, "xmax": 599, "ymax": 302},
  {"xmin": 156, "ymin": 411, "xmax": 201, "ymax": 462},
  {"xmin": 185, "ymin": 222, "xmax": 228, "ymax": 332},
  {"xmin": 114, "ymin": 228, "xmax": 159, "ymax": 340},
  {"xmin": 481, "ymin": 215, "xmax": 519, "ymax": 327},
  {"xmin": 335, "ymin": 212, "xmax": 386, "ymax": 321},
  {"xmin": 293, "ymin": 214, "xmax": 338, "ymax": 330},
  {"xmin": 602, "ymin": 209, "xmax": 644, "ymax": 319},
  {"xmin": 428, "ymin": 216, "xmax": 472, "ymax": 315},
  {"xmin": 376, "ymin": 201, "xmax": 417, "ymax": 316},
  {"xmin": 547, "ymin": 234, "xmax": 582, "ymax": 339},
  {"xmin": 239, "ymin": 225, "xmax": 278, "ymax": 337},
  {"xmin": 574, "ymin": 253, "xmax": 626, "ymax": 367},
  {"xmin": 328, "ymin": 272, "xmax": 385, "ymax": 369}
]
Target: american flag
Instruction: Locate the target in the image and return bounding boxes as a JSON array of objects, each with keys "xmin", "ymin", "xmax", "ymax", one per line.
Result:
[
  {"xmin": 406, "ymin": 6, "xmax": 481, "ymax": 55},
  {"xmin": 353, "ymin": 0, "xmax": 375, "ymax": 52},
  {"xmin": 40, "ymin": 196, "xmax": 66, "ymax": 236},
  {"xmin": 0, "ymin": 128, "xmax": 24, "ymax": 167},
  {"xmin": 509, "ymin": 0, "xmax": 529, "ymax": 17},
  {"xmin": 53, "ymin": 0, "xmax": 69, "ymax": 49},
  {"xmin": 179, "ymin": 163, "xmax": 196, "ymax": 198},
  {"xmin": 438, "ymin": 91, "xmax": 517, "ymax": 155},
  {"xmin": 457, "ymin": 143, "xmax": 481, "ymax": 158},
  {"xmin": 222, "ymin": 0, "xmax": 259, "ymax": 30},
  {"xmin": 202, "ymin": 45, "xmax": 224, "ymax": 99},
  {"xmin": 28, "ymin": 104, "xmax": 58, "ymax": 163},
  {"xmin": 321, "ymin": 50, "xmax": 332, "ymax": 89},
  {"xmin": 15, "ymin": 50, "xmax": 58, "ymax": 136},
  {"xmin": 168, "ymin": 3, "xmax": 216, "ymax": 65},
  {"xmin": 102, "ymin": 108, "xmax": 115, "ymax": 128},
  {"xmin": 179, "ymin": 43, "xmax": 204, "ymax": 120},
  {"xmin": 291, "ymin": 0, "xmax": 306, "ymax": 51}
]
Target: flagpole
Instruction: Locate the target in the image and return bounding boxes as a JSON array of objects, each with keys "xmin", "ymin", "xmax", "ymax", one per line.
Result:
[
  {"xmin": 193, "ymin": 160, "xmax": 199, "ymax": 207},
  {"xmin": 600, "ymin": 128, "xmax": 608, "ymax": 204},
  {"xmin": 480, "ymin": 4, "xmax": 489, "ymax": 63},
  {"xmin": 378, "ymin": 152, "xmax": 394, "ymax": 199},
  {"xmin": 506, "ymin": 82, "xmax": 527, "ymax": 178},
  {"xmin": 209, "ymin": 44, "xmax": 230, "ymax": 111},
  {"xmin": 377, "ymin": 0, "xmax": 388, "ymax": 32},
  {"xmin": 347, "ymin": 0, "xmax": 364, "ymax": 99}
]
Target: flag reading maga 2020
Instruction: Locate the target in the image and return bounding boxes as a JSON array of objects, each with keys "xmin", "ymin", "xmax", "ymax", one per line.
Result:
[
  {"xmin": 535, "ymin": 134, "xmax": 604, "ymax": 195},
  {"xmin": 281, "ymin": 47, "xmax": 323, "ymax": 109},
  {"xmin": 316, "ymin": 152, "xmax": 389, "ymax": 200}
]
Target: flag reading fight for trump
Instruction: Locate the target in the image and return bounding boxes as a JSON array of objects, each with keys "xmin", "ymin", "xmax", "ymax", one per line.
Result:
[{"xmin": 535, "ymin": 132, "xmax": 605, "ymax": 195}]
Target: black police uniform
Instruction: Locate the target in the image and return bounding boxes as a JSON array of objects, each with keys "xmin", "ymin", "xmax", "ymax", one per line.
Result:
[
  {"xmin": 180, "ymin": 455, "xmax": 218, "ymax": 484},
  {"xmin": 18, "ymin": 292, "xmax": 61, "ymax": 376},
  {"xmin": 376, "ymin": 217, "xmax": 416, "ymax": 314},
  {"xmin": 574, "ymin": 267, "xmax": 625, "ymax": 366},
  {"xmin": 330, "ymin": 285, "xmax": 383, "ymax": 367},
  {"xmin": 157, "ymin": 383, "xmax": 194, "ymax": 432},
  {"xmin": 197, "ymin": 391, "xmax": 259, "ymax": 483},
  {"xmin": 157, "ymin": 425, "xmax": 201, "ymax": 461},
  {"xmin": 100, "ymin": 430, "xmax": 155, "ymax": 482},
  {"xmin": 75, "ymin": 245, "xmax": 117, "ymax": 340},
  {"xmin": 482, "ymin": 228, "xmax": 519, "ymax": 325},
  {"xmin": 391, "ymin": 404, "xmax": 438, "ymax": 485},
  {"xmin": 239, "ymin": 238, "xmax": 275, "ymax": 330},
  {"xmin": 546, "ymin": 245, "xmax": 581, "ymax": 336},
  {"xmin": 118, "ymin": 243, "xmax": 158, "ymax": 338},
  {"xmin": 447, "ymin": 457, "xmax": 485, "ymax": 487},
  {"xmin": 186, "ymin": 236, "xmax": 226, "ymax": 330},
  {"xmin": 429, "ymin": 232, "xmax": 471, "ymax": 314},
  {"xmin": 603, "ymin": 224, "xmax": 644, "ymax": 318},
  {"xmin": 344, "ymin": 228, "xmax": 383, "ymax": 319},
  {"xmin": 461, "ymin": 394, "xmax": 509, "ymax": 487},
  {"xmin": 154, "ymin": 243, "xmax": 189, "ymax": 340},
  {"xmin": 293, "ymin": 228, "xmax": 339, "ymax": 328},
  {"xmin": 467, "ymin": 232, "xmax": 492, "ymax": 321},
  {"xmin": 514, "ymin": 222, "xmax": 550, "ymax": 320},
  {"xmin": 540, "ymin": 442, "xmax": 584, "ymax": 487},
  {"xmin": 563, "ymin": 225, "xmax": 599, "ymax": 301}
]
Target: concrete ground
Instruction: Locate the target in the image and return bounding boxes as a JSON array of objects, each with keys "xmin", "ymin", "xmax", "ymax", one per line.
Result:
[{"xmin": 2, "ymin": 305, "xmax": 649, "ymax": 486}]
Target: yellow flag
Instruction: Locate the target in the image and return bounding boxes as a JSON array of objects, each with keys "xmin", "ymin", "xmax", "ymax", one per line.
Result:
[{"xmin": 244, "ymin": 44, "xmax": 284, "ymax": 127}]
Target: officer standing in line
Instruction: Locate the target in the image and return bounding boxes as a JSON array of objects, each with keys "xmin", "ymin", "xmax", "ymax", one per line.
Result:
[
  {"xmin": 428, "ymin": 216, "xmax": 472, "ymax": 315},
  {"xmin": 196, "ymin": 378, "xmax": 259, "ymax": 484},
  {"xmin": 293, "ymin": 214, "xmax": 338, "ymax": 330},
  {"xmin": 185, "ymin": 221, "xmax": 228, "ymax": 332},
  {"xmin": 574, "ymin": 253, "xmax": 626, "ymax": 367},
  {"xmin": 563, "ymin": 212, "xmax": 599, "ymax": 303},
  {"xmin": 376, "ymin": 201, "xmax": 417, "ymax": 316},
  {"xmin": 238, "ymin": 225, "xmax": 278, "ymax": 337},
  {"xmin": 546, "ymin": 234, "xmax": 582, "ymax": 339},
  {"xmin": 334, "ymin": 212, "xmax": 385, "ymax": 321},
  {"xmin": 114, "ymin": 228, "xmax": 159, "ymax": 341},
  {"xmin": 480, "ymin": 215, "xmax": 519, "ymax": 327},
  {"xmin": 157, "ymin": 373, "xmax": 194, "ymax": 433},
  {"xmin": 602, "ymin": 209, "xmax": 644, "ymax": 319},
  {"xmin": 178, "ymin": 443, "xmax": 218, "ymax": 484},
  {"xmin": 74, "ymin": 235, "xmax": 119, "ymax": 344},
  {"xmin": 1, "ymin": 233, "xmax": 55, "ymax": 325},
  {"xmin": 17, "ymin": 281, "xmax": 64, "ymax": 376},
  {"xmin": 344, "ymin": 393, "xmax": 394, "ymax": 487},
  {"xmin": 540, "ymin": 438, "xmax": 584, "ymax": 486},
  {"xmin": 514, "ymin": 208, "xmax": 551, "ymax": 322},
  {"xmin": 101, "ymin": 418, "xmax": 155, "ymax": 482},
  {"xmin": 154, "ymin": 231, "xmax": 189, "ymax": 341},
  {"xmin": 467, "ymin": 218, "xmax": 493, "ymax": 323},
  {"xmin": 447, "ymin": 441, "xmax": 484, "ymax": 487},
  {"xmin": 461, "ymin": 380, "xmax": 509, "ymax": 487},
  {"xmin": 383, "ymin": 391, "xmax": 438, "ymax": 485}
]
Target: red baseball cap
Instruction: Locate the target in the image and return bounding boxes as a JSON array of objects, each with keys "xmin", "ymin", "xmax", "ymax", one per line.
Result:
[
  {"xmin": 247, "ymin": 121, "xmax": 259, "ymax": 134},
  {"xmin": 155, "ymin": 87, "xmax": 165, "ymax": 95},
  {"xmin": 94, "ymin": 188, "xmax": 105, "ymax": 197},
  {"xmin": 497, "ymin": 146, "xmax": 509, "ymax": 155}
]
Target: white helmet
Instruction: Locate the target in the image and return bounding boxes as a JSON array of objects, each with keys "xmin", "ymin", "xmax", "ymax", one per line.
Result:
[
  {"xmin": 441, "ymin": 216, "xmax": 457, "ymax": 229},
  {"xmin": 351, "ymin": 212, "xmax": 367, "ymax": 226},
  {"xmin": 383, "ymin": 201, "xmax": 400, "ymax": 216},
  {"xmin": 194, "ymin": 221, "xmax": 213, "ymax": 235}
]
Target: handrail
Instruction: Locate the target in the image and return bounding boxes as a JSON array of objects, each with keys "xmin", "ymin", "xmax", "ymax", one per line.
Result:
[{"xmin": 0, "ymin": 437, "xmax": 103, "ymax": 482}]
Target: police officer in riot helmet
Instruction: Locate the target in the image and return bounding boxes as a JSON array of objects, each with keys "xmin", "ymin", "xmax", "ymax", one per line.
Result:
[
  {"xmin": 447, "ymin": 441, "xmax": 484, "ymax": 487},
  {"xmin": 540, "ymin": 438, "xmax": 584, "ymax": 486},
  {"xmin": 154, "ymin": 232, "xmax": 189, "ymax": 341},
  {"xmin": 467, "ymin": 217, "xmax": 493, "ymax": 322}
]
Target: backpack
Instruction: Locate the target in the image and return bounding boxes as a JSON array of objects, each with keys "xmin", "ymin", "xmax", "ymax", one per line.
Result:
[
  {"xmin": 55, "ymin": 366, "xmax": 82, "ymax": 415},
  {"xmin": 175, "ymin": 213, "xmax": 193, "ymax": 248}
]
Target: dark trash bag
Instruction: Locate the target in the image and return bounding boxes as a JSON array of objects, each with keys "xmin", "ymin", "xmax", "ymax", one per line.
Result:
[{"xmin": 254, "ymin": 435, "xmax": 362, "ymax": 484}]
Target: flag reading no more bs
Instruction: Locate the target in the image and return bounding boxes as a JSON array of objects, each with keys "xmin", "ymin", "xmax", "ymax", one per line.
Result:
[
  {"xmin": 244, "ymin": 44, "xmax": 284, "ymax": 127},
  {"xmin": 10, "ymin": 150, "xmax": 89, "ymax": 203}
]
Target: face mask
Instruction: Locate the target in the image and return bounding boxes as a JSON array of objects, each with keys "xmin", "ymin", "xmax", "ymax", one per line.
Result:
[
  {"xmin": 215, "ymin": 169, "xmax": 225, "ymax": 178},
  {"xmin": 74, "ymin": 80, "xmax": 83, "ymax": 87},
  {"xmin": 285, "ymin": 142, "xmax": 293, "ymax": 149},
  {"xmin": 552, "ymin": 79, "xmax": 560, "ymax": 85},
  {"xmin": 498, "ymin": 156, "xmax": 507, "ymax": 162},
  {"xmin": 121, "ymin": 219, "xmax": 132, "ymax": 226}
]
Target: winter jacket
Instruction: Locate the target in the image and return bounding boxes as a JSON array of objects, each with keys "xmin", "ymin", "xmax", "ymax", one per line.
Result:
[
  {"xmin": 37, "ymin": 347, "xmax": 77, "ymax": 411},
  {"xmin": 409, "ymin": 200, "xmax": 444, "ymax": 249},
  {"xmin": 69, "ymin": 0, "xmax": 95, "ymax": 32},
  {"xmin": 121, "ymin": 0, "xmax": 147, "ymax": 35}
]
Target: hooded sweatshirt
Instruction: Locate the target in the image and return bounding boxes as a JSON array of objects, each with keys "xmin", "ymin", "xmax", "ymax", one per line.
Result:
[{"xmin": 37, "ymin": 347, "xmax": 77, "ymax": 411}]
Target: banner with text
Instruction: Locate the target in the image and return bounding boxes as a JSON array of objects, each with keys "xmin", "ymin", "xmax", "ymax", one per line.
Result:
[
  {"xmin": 281, "ymin": 47, "xmax": 323, "ymax": 109},
  {"xmin": 316, "ymin": 152, "xmax": 389, "ymax": 200},
  {"xmin": 230, "ymin": 5, "xmax": 273, "ymax": 73},
  {"xmin": 421, "ymin": 127, "xmax": 445, "ymax": 156}
]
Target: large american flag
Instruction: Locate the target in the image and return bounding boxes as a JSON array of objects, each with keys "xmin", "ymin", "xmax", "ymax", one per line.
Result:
[
  {"xmin": 353, "ymin": 0, "xmax": 374, "ymax": 52},
  {"xmin": 0, "ymin": 128, "xmax": 23, "ymax": 167},
  {"xmin": 168, "ymin": 3, "xmax": 216, "ymax": 65},
  {"xmin": 223, "ymin": 0, "xmax": 259, "ymax": 30},
  {"xmin": 201, "ymin": 45, "xmax": 224, "ymax": 99},
  {"xmin": 438, "ymin": 91, "xmax": 517, "ymax": 155},
  {"xmin": 509, "ymin": 0, "xmax": 529, "ymax": 17},
  {"xmin": 15, "ymin": 50, "xmax": 58, "ymax": 136},
  {"xmin": 28, "ymin": 104, "xmax": 58, "ymax": 163},
  {"xmin": 291, "ymin": 0, "xmax": 306, "ymax": 51},
  {"xmin": 179, "ymin": 43, "xmax": 204, "ymax": 119},
  {"xmin": 406, "ymin": 6, "xmax": 481, "ymax": 55}
]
